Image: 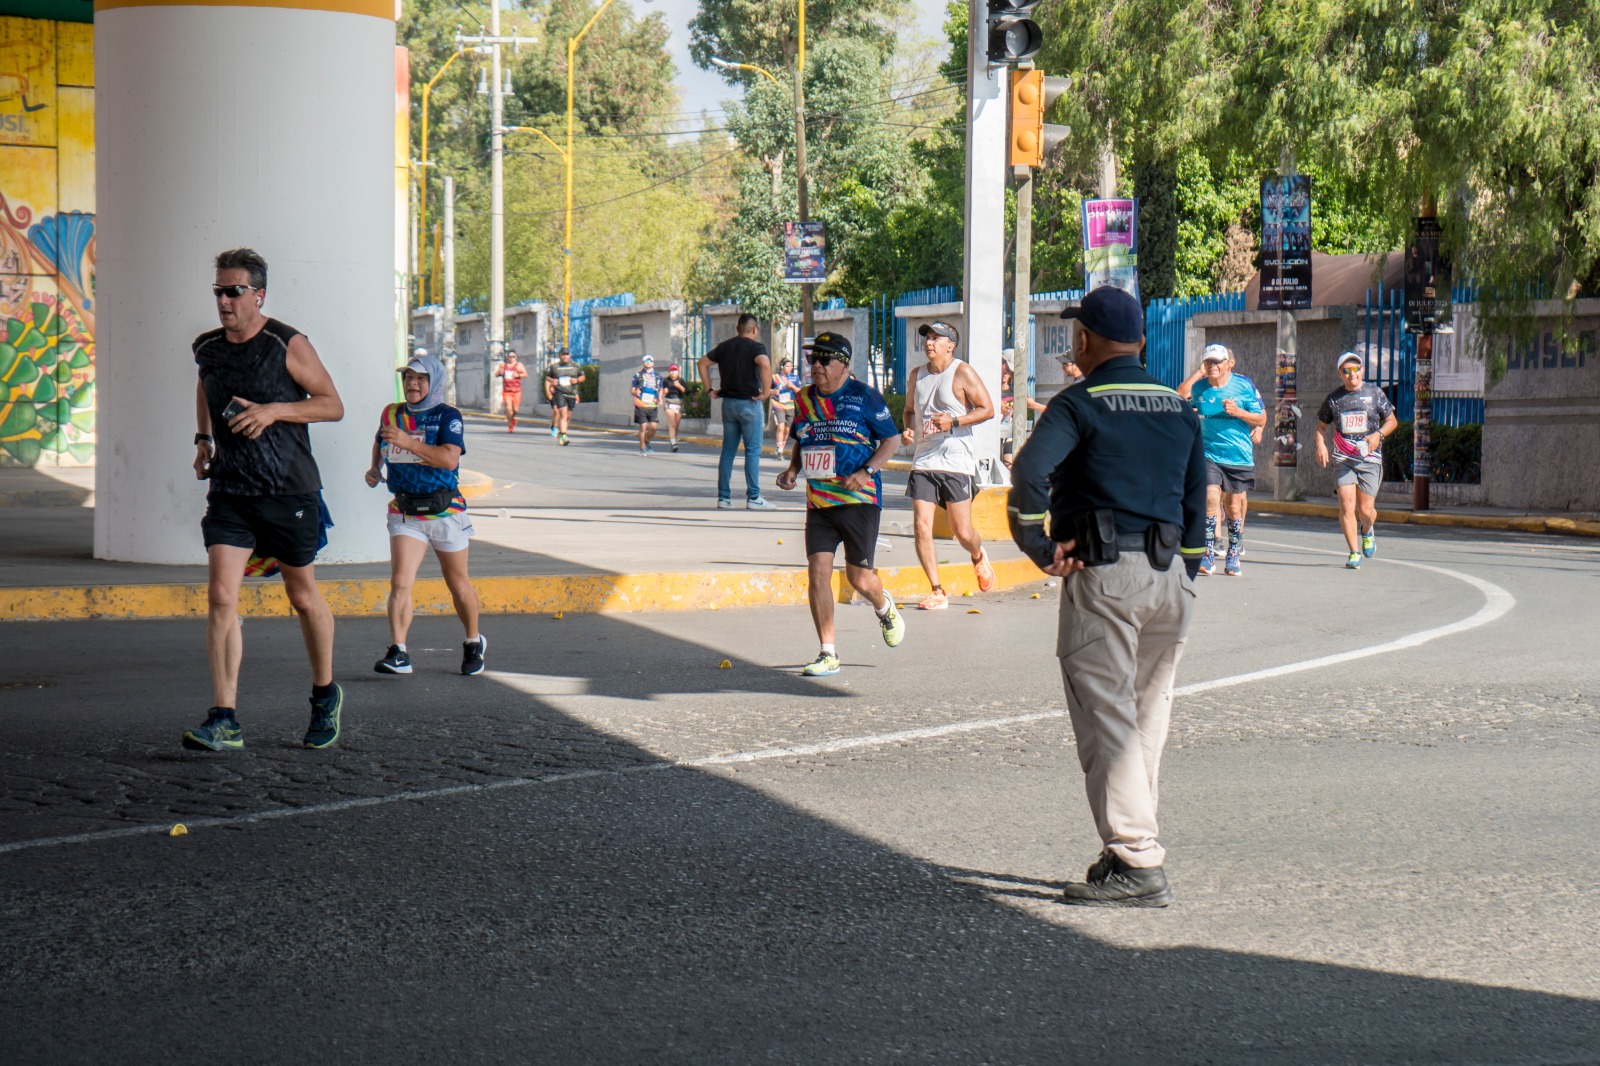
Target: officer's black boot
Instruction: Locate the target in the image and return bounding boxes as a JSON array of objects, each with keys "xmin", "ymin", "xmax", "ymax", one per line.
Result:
[{"xmin": 1060, "ymin": 851, "xmax": 1173, "ymax": 908}]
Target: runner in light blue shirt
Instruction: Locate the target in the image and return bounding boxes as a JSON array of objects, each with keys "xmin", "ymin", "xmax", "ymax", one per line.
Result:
[{"xmin": 1178, "ymin": 344, "xmax": 1267, "ymax": 576}]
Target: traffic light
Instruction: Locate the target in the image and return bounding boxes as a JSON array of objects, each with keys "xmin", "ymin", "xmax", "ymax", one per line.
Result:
[
  {"xmin": 1008, "ymin": 69, "xmax": 1071, "ymax": 168},
  {"xmin": 986, "ymin": 0, "xmax": 1042, "ymax": 64}
]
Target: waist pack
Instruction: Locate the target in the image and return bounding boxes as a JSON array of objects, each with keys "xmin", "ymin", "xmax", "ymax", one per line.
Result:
[{"xmin": 393, "ymin": 487, "xmax": 457, "ymax": 516}]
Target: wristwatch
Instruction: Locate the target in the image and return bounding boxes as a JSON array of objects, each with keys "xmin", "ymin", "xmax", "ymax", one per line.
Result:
[{"xmin": 194, "ymin": 433, "xmax": 212, "ymax": 446}]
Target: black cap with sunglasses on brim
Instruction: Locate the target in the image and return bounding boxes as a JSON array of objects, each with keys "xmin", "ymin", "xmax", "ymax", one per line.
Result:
[{"xmin": 805, "ymin": 332, "xmax": 852, "ymax": 362}]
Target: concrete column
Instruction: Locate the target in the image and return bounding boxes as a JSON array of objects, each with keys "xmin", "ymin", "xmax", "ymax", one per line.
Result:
[
  {"xmin": 93, "ymin": 0, "xmax": 396, "ymax": 564},
  {"xmin": 962, "ymin": 0, "xmax": 1006, "ymax": 485}
]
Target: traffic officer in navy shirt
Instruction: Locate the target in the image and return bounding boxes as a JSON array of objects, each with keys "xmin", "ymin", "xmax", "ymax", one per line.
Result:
[{"xmin": 1008, "ymin": 284, "xmax": 1207, "ymax": 907}]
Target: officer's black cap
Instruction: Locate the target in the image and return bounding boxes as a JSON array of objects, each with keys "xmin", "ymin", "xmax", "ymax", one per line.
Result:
[{"xmin": 1061, "ymin": 285, "xmax": 1144, "ymax": 344}]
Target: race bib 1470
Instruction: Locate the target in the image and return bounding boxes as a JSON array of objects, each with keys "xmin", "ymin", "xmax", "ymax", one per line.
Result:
[{"xmin": 801, "ymin": 447, "xmax": 836, "ymax": 480}]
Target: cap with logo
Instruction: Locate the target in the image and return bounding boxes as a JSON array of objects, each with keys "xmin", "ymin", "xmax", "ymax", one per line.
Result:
[
  {"xmin": 1337, "ymin": 351, "xmax": 1363, "ymax": 370},
  {"xmin": 1060, "ymin": 285, "xmax": 1144, "ymax": 344},
  {"xmin": 918, "ymin": 320, "xmax": 960, "ymax": 345},
  {"xmin": 1201, "ymin": 343, "xmax": 1231, "ymax": 364},
  {"xmin": 805, "ymin": 332, "xmax": 853, "ymax": 360}
]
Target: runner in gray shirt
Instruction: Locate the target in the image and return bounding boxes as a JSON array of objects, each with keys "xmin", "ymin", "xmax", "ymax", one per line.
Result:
[{"xmin": 1315, "ymin": 352, "xmax": 1398, "ymax": 569}]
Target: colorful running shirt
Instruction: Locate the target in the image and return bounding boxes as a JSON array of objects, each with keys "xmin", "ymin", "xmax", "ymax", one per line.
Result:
[
  {"xmin": 499, "ymin": 361, "xmax": 527, "ymax": 391},
  {"xmin": 546, "ymin": 362, "xmax": 582, "ymax": 398},
  {"xmin": 377, "ymin": 402, "xmax": 468, "ymax": 518},
  {"xmin": 1318, "ymin": 382, "xmax": 1395, "ymax": 459},
  {"xmin": 1191, "ymin": 373, "xmax": 1264, "ymax": 468},
  {"xmin": 631, "ymin": 369, "xmax": 660, "ymax": 408},
  {"xmin": 791, "ymin": 378, "xmax": 899, "ymax": 508}
]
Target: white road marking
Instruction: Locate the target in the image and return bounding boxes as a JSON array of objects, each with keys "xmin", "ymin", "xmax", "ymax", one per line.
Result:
[{"xmin": 0, "ymin": 539, "xmax": 1516, "ymax": 857}]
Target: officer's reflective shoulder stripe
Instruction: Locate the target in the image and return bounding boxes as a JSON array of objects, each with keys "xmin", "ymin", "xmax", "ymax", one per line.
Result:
[
  {"xmin": 1179, "ymin": 546, "xmax": 1207, "ymax": 555},
  {"xmin": 1085, "ymin": 383, "xmax": 1189, "ymax": 413},
  {"xmin": 1085, "ymin": 383, "xmax": 1181, "ymax": 395}
]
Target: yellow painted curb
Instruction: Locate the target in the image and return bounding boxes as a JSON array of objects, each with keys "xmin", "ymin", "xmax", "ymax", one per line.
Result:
[
  {"xmin": 0, "ymin": 557, "xmax": 1046, "ymax": 622},
  {"xmin": 458, "ymin": 469, "xmax": 494, "ymax": 500},
  {"xmin": 932, "ymin": 486, "xmax": 1010, "ymax": 541},
  {"xmin": 1250, "ymin": 500, "xmax": 1600, "ymax": 538}
]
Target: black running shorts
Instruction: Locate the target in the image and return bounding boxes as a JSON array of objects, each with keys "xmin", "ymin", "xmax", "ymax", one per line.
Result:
[
  {"xmin": 634, "ymin": 406, "xmax": 659, "ymax": 424},
  {"xmin": 804, "ymin": 504, "xmax": 881, "ymax": 569},
  {"xmin": 906, "ymin": 469, "xmax": 975, "ymax": 508},
  {"xmin": 202, "ymin": 491, "xmax": 321, "ymax": 568},
  {"xmin": 551, "ymin": 393, "xmax": 577, "ymax": 411},
  {"xmin": 1204, "ymin": 461, "xmax": 1256, "ymax": 494}
]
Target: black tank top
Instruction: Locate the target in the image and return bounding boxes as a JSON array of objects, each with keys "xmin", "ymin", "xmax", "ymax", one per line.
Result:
[{"xmin": 194, "ymin": 318, "xmax": 323, "ymax": 496}]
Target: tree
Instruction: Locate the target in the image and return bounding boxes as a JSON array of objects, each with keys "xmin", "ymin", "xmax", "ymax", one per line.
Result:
[
  {"xmin": 688, "ymin": 0, "xmax": 906, "ymax": 86},
  {"xmin": 1039, "ymin": 0, "xmax": 1600, "ymax": 365}
]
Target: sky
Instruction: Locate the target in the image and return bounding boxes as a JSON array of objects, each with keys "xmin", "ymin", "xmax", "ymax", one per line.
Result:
[{"xmin": 647, "ymin": 0, "xmax": 952, "ymax": 125}]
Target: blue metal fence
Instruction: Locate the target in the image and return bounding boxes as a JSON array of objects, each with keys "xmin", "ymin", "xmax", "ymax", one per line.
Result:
[
  {"xmin": 887, "ymin": 285, "xmax": 959, "ymax": 392},
  {"xmin": 1144, "ymin": 293, "xmax": 1247, "ymax": 387}
]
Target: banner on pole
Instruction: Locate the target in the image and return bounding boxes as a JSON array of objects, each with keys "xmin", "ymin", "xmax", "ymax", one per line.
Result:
[
  {"xmin": 1404, "ymin": 217, "xmax": 1453, "ymax": 334},
  {"xmin": 1259, "ymin": 175, "xmax": 1313, "ymax": 310},
  {"xmin": 1081, "ymin": 199, "xmax": 1139, "ymax": 298},
  {"xmin": 783, "ymin": 221, "xmax": 826, "ymax": 284}
]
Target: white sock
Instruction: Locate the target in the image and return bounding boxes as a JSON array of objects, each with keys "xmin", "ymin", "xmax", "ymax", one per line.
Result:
[
  {"xmin": 465, "ymin": 634, "xmax": 480, "ymax": 644},
  {"xmin": 394, "ymin": 642, "xmax": 406, "ymax": 652},
  {"xmin": 873, "ymin": 599, "xmax": 893, "ymax": 617},
  {"xmin": 820, "ymin": 643, "xmax": 836, "ymax": 657}
]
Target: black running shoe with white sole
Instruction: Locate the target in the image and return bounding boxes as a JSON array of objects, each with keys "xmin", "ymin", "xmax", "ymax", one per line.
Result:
[
  {"xmin": 375, "ymin": 645, "xmax": 412, "ymax": 674},
  {"xmin": 462, "ymin": 634, "xmax": 488, "ymax": 675}
]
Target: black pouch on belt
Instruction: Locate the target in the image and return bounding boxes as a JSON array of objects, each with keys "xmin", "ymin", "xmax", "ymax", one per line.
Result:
[
  {"xmin": 1066, "ymin": 508, "xmax": 1120, "ymax": 566},
  {"xmin": 1144, "ymin": 522, "xmax": 1181, "ymax": 570},
  {"xmin": 394, "ymin": 487, "xmax": 456, "ymax": 516}
]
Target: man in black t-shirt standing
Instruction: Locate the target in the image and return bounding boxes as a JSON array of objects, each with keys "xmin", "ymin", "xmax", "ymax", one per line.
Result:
[
  {"xmin": 699, "ymin": 313, "xmax": 776, "ymax": 509},
  {"xmin": 187, "ymin": 247, "xmax": 346, "ymax": 753}
]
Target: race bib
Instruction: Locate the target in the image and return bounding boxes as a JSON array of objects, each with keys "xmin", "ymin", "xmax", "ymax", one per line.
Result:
[
  {"xmin": 1339, "ymin": 410, "xmax": 1369, "ymax": 436},
  {"xmin": 801, "ymin": 446, "xmax": 836, "ymax": 481},
  {"xmin": 386, "ymin": 443, "xmax": 422, "ymax": 464}
]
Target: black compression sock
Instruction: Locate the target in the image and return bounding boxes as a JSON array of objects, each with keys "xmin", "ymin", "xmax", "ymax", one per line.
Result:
[{"xmin": 311, "ymin": 683, "xmax": 335, "ymax": 700}]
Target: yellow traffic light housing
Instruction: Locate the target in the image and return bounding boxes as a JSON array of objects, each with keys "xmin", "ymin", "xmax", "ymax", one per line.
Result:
[{"xmin": 1008, "ymin": 69, "xmax": 1072, "ymax": 169}]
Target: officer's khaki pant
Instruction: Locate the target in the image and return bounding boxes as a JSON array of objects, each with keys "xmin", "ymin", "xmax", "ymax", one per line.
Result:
[{"xmin": 1057, "ymin": 554, "xmax": 1196, "ymax": 869}]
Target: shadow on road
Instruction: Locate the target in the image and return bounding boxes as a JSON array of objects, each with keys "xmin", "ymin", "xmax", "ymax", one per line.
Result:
[{"xmin": 1, "ymin": 608, "xmax": 1596, "ymax": 1063}]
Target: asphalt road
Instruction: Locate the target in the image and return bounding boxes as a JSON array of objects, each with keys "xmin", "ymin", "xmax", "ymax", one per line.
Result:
[{"xmin": 2, "ymin": 516, "xmax": 1598, "ymax": 1063}]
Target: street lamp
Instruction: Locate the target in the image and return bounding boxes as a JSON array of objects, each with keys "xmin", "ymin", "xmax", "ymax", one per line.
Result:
[{"xmin": 710, "ymin": 56, "xmax": 780, "ymax": 84}]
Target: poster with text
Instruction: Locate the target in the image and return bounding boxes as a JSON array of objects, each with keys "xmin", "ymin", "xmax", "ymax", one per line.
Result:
[
  {"xmin": 1081, "ymin": 198, "xmax": 1139, "ymax": 298},
  {"xmin": 1259, "ymin": 175, "xmax": 1312, "ymax": 310},
  {"xmin": 784, "ymin": 221, "xmax": 826, "ymax": 284}
]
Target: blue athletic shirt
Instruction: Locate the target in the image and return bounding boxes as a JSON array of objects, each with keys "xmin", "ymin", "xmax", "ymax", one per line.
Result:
[
  {"xmin": 378, "ymin": 402, "xmax": 467, "ymax": 516},
  {"xmin": 792, "ymin": 377, "xmax": 899, "ymax": 508},
  {"xmin": 1191, "ymin": 374, "xmax": 1264, "ymax": 468}
]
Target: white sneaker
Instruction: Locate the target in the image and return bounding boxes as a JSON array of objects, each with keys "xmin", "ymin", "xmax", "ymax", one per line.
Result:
[
  {"xmin": 717, "ymin": 499, "xmax": 735, "ymax": 510},
  {"xmin": 747, "ymin": 498, "xmax": 776, "ymax": 510}
]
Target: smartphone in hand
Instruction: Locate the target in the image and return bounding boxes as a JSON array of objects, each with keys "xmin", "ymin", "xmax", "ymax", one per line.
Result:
[{"xmin": 221, "ymin": 398, "xmax": 247, "ymax": 422}]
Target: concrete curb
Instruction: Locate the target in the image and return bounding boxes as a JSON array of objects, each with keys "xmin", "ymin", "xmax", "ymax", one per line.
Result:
[
  {"xmin": 1249, "ymin": 499, "xmax": 1600, "ymax": 538},
  {"xmin": 0, "ymin": 556, "xmax": 1044, "ymax": 623}
]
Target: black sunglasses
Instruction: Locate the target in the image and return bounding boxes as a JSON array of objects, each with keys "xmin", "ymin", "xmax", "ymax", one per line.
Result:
[
  {"xmin": 212, "ymin": 284, "xmax": 259, "ymax": 298},
  {"xmin": 807, "ymin": 353, "xmax": 848, "ymax": 366}
]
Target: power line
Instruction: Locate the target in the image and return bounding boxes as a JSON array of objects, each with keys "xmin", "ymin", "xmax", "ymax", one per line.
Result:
[{"xmin": 499, "ymin": 149, "xmax": 743, "ymax": 219}]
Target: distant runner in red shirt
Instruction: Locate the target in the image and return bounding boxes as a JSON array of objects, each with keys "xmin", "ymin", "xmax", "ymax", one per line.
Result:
[{"xmin": 499, "ymin": 349, "xmax": 528, "ymax": 432}]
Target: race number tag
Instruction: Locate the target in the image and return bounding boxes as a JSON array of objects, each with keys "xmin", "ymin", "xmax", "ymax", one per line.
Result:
[
  {"xmin": 1339, "ymin": 410, "xmax": 1369, "ymax": 436},
  {"xmin": 801, "ymin": 447, "xmax": 836, "ymax": 481},
  {"xmin": 386, "ymin": 443, "xmax": 422, "ymax": 464}
]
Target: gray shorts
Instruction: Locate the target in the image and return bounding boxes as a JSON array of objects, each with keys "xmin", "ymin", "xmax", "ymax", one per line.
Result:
[
  {"xmin": 1332, "ymin": 454, "xmax": 1383, "ymax": 496},
  {"xmin": 906, "ymin": 469, "xmax": 975, "ymax": 508}
]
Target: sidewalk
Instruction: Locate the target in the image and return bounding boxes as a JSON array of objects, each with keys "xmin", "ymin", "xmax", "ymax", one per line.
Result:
[
  {"xmin": 1248, "ymin": 493, "xmax": 1600, "ymax": 538},
  {"xmin": 0, "ymin": 426, "xmax": 1041, "ymax": 621}
]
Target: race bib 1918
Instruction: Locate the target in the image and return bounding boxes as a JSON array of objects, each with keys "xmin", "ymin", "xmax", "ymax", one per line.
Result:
[
  {"xmin": 801, "ymin": 447, "xmax": 836, "ymax": 480},
  {"xmin": 1339, "ymin": 410, "xmax": 1369, "ymax": 436}
]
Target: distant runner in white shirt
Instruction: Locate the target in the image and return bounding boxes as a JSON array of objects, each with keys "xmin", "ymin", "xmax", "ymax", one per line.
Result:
[{"xmin": 900, "ymin": 320, "xmax": 996, "ymax": 610}]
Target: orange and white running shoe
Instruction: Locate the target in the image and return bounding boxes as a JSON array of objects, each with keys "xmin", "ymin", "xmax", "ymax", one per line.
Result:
[
  {"xmin": 973, "ymin": 548, "xmax": 996, "ymax": 592},
  {"xmin": 917, "ymin": 590, "xmax": 949, "ymax": 610}
]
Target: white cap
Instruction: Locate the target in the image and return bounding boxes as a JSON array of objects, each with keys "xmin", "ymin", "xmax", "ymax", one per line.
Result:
[
  {"xmin": 1337, "ymin": 351, "xmax": 1363, "ymax": 369},
  {"xmin": 1201, "ymin": 343, "xmax": 1231, "ymax": 364}
]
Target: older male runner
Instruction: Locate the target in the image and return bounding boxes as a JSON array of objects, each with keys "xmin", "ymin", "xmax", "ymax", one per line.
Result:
[
  {"xmin": 1177, "ymin": 343, "xmax": 1266, "ymax": 576},
  {"xmin": 187, "ymin": 247, "xmax": 345, "ymax": 752}
]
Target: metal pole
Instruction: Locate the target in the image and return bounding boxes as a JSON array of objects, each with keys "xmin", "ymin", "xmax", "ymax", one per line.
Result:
[
  {"xmin": 1413, "ymin": 197, "xmax": 1436, "ymax": 512},
  {"xmin": 793, "ymin": 28, "xmax": 812, "ymax": 340},
  {"xmin": 443, "ymin": 174, "xmax": 457, "ymax": 404},
  {"xmin": 488, "ymin": 0, "xmax": 505, "ymax": 403},
  {"xmin": 1274, "ymin": 309, "xmax": 1299, "ymax": 498},
  {"xmin": 1011, "ymin": 166, "xmax": 1032, "ymax": 449},
  {"xmin": 962, "ymin": 0, "xmax": 1007, "ymax": 485}
]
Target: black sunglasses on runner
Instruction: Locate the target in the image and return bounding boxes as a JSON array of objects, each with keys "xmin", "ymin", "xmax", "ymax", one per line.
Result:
[
  {"xmin": 807, "ymin": 353, "xmax": 847, "ymax": 367},
  {"xmin": 212, "ymin": 284, "xmax": 259, "ymax": 298}
]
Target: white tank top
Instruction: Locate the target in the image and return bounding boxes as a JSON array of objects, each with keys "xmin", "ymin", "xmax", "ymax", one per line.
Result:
[{"xmin": 912, "ymin": 359, "xmax": 977, "ymax": 475}]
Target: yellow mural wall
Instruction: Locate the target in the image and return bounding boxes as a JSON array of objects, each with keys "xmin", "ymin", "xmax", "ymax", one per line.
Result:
[{"xmin": 0, "ymin": 17, "xmax": 96, "ymax": 467}]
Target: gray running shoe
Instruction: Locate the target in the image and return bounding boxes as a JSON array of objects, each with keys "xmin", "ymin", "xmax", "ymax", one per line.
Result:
[
  {"xmin": 182, "ymin": 709, "xmax": 244, "ymax": 752},
  {"xmin": 303, "ymin": 684, "xmax": 344, "ymax": 749},
  {"xmin": 462, "ymin": 634, "xmax": 488, "ymax": 676}
]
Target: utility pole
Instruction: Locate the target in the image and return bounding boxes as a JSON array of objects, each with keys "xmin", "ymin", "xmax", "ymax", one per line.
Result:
[
  {"xmin": 793, "ymin": 12, "xmax": 812, "ymax": 341},
  {"xmin": 456, "ymin": 22, "xmax": 537, "ymax": 402},
  {"xmin": 1011, "ymin": 164, "xmax": 1032, "ymax": 453},
  {"xmin": 443, "ymin": 173, "xmax": 457, "ymax": 404},
  {"xmin": 963, "ymin": 0, "xmax": 1008, "ymax": 485},
  {"xmin": 1413, "ymin": 195, "xmax": 1438, "ymax": 512}
]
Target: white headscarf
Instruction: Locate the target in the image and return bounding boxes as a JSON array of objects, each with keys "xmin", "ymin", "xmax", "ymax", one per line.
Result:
[{"xmin": 403, "ymin": 354, "xmax": 448, "ymax": 414}]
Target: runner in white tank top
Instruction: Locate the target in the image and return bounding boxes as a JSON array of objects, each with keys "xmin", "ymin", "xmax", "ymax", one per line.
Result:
[{"xmin": 899, "ymin": 321, "xmax": 997, "ymax": 610}]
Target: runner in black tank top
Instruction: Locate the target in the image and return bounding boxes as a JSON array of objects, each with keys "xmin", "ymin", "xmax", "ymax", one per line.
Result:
[{"xmin": 185, "ymin": 247, "xmax": 347, "ymax": 756}]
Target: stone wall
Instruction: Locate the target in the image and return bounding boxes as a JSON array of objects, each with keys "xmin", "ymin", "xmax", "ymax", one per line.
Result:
[
  {"xmin": 1483, "ymin": 300, "xmax": 1600, "ymax": 510},
  {"xmin": 592, "ymin": 301, "xmax": 683, "ymax": 427}
]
